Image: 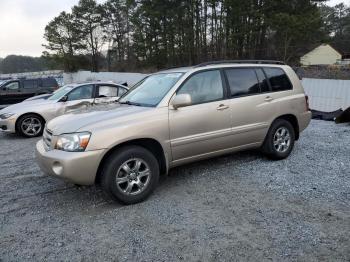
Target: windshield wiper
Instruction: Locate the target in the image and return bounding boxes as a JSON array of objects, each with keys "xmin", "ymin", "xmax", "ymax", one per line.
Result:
[{"xmin": 119, "ymin": 101, "xmax": 142, "ymax": 106}]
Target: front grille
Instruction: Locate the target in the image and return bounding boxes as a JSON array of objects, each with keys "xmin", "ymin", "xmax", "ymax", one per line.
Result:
[{"xmin": 43, "ymin": 128, "xmax": 53, "ymax": 151}]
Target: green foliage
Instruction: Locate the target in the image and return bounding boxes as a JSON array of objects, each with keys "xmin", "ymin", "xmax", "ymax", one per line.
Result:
[
  {"xmin": 0, "ymin": 55, "xmax": 59, "ymax": 74},
  {"xmin": 43, "ymin": 11, "xmax": 85, "ymax": 71},
  {"xmin": 42, "ymin": 0, "xmax": 349, "ymax": 72},
  {"xmin": 72, "ymin": 0, "xmax": 107, "ymax": 71},
  {"xmin": 320, "ymin": 3, "xmax": 350, "ymax": 55}
]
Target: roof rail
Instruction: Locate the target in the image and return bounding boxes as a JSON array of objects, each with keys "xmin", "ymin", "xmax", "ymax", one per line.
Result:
[{"xmin": 195, "ymin": 60, "xmax": 286, "ymax": 67}]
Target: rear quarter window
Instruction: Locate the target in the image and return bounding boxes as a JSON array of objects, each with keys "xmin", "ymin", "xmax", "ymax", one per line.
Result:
[
  {"xmin": 263, "ymin": 68, "xmax": 292, "ymax": 92},
  {"xmin": 42, "ymin": 78, "xmax": 58, "ymax": 88}
]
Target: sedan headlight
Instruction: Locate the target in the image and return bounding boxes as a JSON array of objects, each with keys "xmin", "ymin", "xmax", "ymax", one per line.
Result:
[
  {"xmin": 55, "ymin": 132, "xmax": 91, "ymax": 152},
  {"xmin": 0, "ymin": 113, "xmax": 15, "ymax": 119}
]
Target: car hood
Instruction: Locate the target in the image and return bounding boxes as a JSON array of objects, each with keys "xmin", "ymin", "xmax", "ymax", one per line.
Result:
[
  {"xmin": 47, "ymin": 103, "xmax": 152, "ymax": 135},
  {"xmin": 0, "ymin": 99, "xmax": 56, "ymax": 114},
  {"xmin": 24, "ymin": 94, "xmax": 51, "ymax": 102}
]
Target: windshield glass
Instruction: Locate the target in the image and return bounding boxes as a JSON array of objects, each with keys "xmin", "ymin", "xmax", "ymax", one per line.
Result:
[
  {"xmin": 119, "ymin": 73, "xmax": 183, "ymax": 107},
  {"xmin": 48, "ymin": 85, "xmax": 75, "ymax": 100}
]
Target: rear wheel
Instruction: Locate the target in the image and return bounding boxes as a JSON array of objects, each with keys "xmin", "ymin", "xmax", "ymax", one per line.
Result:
[
  {"xmin": 100, "ymin": 146, "xmax": 159, "ymax": 205},
  {"xmin": 262, "ymin": 119, "xmax": 295, "ymax": 160},
  {"xmin": 16, "ymin": 114, "xmax": 45, "ymax": 138}
]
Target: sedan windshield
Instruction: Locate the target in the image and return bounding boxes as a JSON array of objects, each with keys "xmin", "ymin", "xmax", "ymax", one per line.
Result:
[
  {"xmin": 119, "ymin": 73, "xmax": 183, "ymax": 107},
  {"xmin": 48, "ymin": 85, "xmax": 75, "ymax": 101}
]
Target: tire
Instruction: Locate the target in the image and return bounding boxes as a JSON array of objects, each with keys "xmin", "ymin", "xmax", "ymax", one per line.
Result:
[
  {"xmin": 100, "ymin": 145, "xmax": 160, "ymax": 205},
  {"xmin": 16, "ymin": 114, "xmax": 45, "ymax": 138},
  {"xmin": 262, "ymin": 119, "xmax": 295, "ymax": 160}
]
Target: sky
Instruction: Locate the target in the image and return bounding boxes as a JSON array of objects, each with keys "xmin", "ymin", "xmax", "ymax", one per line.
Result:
[{"xmin": 0, "ymin": 0, "xmax": 348, "ymax": 58}]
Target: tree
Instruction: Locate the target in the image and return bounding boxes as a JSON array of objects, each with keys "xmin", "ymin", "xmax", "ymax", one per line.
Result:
[
  {"xmin": 43, "ymin": 0, "xmax": 340, "ymax": 71},
  {"xmin": 320, "ymin": 3, "xmax": 350, "ymax": 54},
  {"xmin": 0, "ymin": 55, "xmax": 60, "ymax": 74},
  {"xmin": 43, "ymin": 11, "xmax": 84, "ymax": 71},
  {"xmin": 73, "ymin": 0, "xmax": 107, "ymax": 72}
]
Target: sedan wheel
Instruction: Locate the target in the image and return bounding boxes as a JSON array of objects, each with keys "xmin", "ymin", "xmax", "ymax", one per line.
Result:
[{"xmin": 17, "ymin": 114, "xmax": 44, "ymax": 138}]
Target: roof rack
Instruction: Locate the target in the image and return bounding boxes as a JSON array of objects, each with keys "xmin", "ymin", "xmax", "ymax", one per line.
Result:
[{"xmin": 195, "ymin": 60, "xmax": 286, "ymax": 67}]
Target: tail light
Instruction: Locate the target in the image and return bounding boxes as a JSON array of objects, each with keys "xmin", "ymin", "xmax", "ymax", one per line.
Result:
[{"xmin": 305, "ymin": 95, "xmax": 310, "ymax": 111}]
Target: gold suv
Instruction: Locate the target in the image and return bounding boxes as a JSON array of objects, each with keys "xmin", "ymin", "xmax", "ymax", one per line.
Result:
[{"xmin": 36, "ymin": 61, "xmax": 311, "ymax": 204}]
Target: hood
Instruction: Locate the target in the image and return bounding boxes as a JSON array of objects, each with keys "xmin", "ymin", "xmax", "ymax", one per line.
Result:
[
  {"xmin": 0, "ymin": 99, "xmax": 56, "ymax": 114},
  {"xmin": 47, "ymin": 104, "xmax": 152, "ymax": 135},
  {"xmin": 24, "ymin": 94, "xmax": 51, "ymax": 102}
]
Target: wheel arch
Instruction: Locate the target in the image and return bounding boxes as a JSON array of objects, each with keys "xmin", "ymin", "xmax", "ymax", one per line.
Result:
[
  {"xmin": 272, "ymin": 114, "xmax": 300, "ymax": 140},
  {"xmin": 15, "ymin": 112, "xmax": 46, "ymax": 133},
  {"xmin": 95, "ymin": 138, "xmax": 168, "ymax": 184}
]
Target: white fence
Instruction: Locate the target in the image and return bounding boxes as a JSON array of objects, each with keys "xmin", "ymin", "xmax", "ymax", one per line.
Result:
[
  {"xmin": 63, "ymin": 71, "xmax": 147, "ymax": 86},
  {"xmin": 302, "ymin": 78, "xmax": 350, "ymax": 111}
]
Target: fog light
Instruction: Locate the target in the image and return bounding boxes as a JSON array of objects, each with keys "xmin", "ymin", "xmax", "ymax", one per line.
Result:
[{"xmin": 52, "ymin": 161, "xmax": 63, "ymax": 176}]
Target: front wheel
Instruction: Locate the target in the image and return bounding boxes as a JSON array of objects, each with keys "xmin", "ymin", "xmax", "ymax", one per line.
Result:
[
  {"xmin": 100, "ymin": 146, "xmax": 160, "ymax": 205},
  {"xmin": 16, "ymin": 114, "xmax": 45, "ymax": 138},
  {"xmin": 262, "ymin": 119, "xmax": 295, "ymax": 160}
]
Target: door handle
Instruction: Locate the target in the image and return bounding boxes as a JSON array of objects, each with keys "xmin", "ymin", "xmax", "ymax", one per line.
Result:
[
  {"xmin": 216, "ymin": 104, "xmax": 229, "ymax": 111},
  {"xmin": 264, "ymin": 96, "xmax": 274, "ymax": 102}
]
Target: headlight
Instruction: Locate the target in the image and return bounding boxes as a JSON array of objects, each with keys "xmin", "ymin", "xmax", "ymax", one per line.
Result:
[
  {"xmin": 55, "ymin": 132, "xmax": 91, "ymax": 152},
  {"xmin": 0, "ymin": 113, "xmax": 15, "ymax": 119}
]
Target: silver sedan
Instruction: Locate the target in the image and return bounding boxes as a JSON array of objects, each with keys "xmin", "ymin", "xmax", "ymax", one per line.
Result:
[{"xmin": 0, "ymin": 82, "xmax": 128, "ymax": 137}]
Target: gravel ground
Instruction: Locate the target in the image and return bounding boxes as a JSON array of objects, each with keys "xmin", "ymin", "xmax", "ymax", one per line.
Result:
[{"xmin": 0, "ymin": 120, "xmax": 349, "ymax": 262}]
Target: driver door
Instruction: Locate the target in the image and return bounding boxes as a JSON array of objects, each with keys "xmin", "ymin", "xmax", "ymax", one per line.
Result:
[
  {"xmin": 59, "ymin": 84, "xmax": 95, "ymax": 114},
  {"xmin": 1, "ymin": 81, "xmax": 21, "ymax": 104},
  {"xmin": 169, "ymin": 69, "xmax": 232, "ymax": 161}
]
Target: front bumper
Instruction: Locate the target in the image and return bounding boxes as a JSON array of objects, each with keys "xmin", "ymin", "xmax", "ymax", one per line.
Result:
[
  {"xmin": 0, "ymin": 117, "xmax": 16, "ymax": 133},
  {"xmin": 35, "ymin": 140, "xmax": 105, "ymax": 185}
]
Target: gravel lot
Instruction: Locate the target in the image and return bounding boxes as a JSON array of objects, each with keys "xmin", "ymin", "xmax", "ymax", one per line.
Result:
[{"xmin": 0, "ymin": 120, "xmax": 349, "ymax": 261}]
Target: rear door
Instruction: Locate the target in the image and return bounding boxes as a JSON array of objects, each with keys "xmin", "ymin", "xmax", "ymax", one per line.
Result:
[{"xmin": 224, "ymin": 67, "xmax": 274, "ymax": 146}]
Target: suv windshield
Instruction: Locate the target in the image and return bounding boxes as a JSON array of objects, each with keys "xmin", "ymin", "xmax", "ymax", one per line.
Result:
[
  {"xmin": 48, "ymin": 85, "xmax": 75, "ymax": 101},
  {"xmin": 119, "ymin": 73, "xmax": 183, "ymax": 107}
]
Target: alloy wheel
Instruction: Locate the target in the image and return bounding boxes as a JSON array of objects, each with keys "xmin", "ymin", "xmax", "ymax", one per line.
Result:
[
  {"xmin": 115, "ymin": 158, "xmax": 151, "ymax": 196},
  {"xmin": 273, "ymin": 127, "xmax": 291, "ymax": 153},
  {"xmin": 21, "ymin": 117, "xmax": 42, "ymax": 137}
]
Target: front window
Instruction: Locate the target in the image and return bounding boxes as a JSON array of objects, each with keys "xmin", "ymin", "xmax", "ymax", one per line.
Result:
[
  {"xmin": 178, "ymin": 70, "xmax": 224, "ymax": 104},
  {"xmin": 119, "ymin": 73, "xmax": 183, "ymax": 107},
  {"xmin": 5, "ymin": 82, "xmax": 19, "ymax": 90},
  {"xmin": 67, "ymin": 85, "xmax": 94, "ymax": 101},
  {"xmin": 48, "ymin": 85, "xmax": 75, "ymax": 100}
]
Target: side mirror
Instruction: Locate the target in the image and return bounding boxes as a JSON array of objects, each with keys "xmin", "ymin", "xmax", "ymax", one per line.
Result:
[
  {"xmin": 171, "ymin": 94, "xmax": 192, "ymax": 109},
  {"xmin": 60, "ymin": 95, "xmax": 68, "ymax": 102}
]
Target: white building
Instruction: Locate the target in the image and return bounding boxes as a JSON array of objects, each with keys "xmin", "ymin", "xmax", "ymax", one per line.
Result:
[{"xmin": 300, "ymin": 44, "xmax": 342, "ymax": 66}]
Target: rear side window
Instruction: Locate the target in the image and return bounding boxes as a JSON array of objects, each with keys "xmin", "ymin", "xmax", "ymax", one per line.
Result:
[
  {"xmin": 23, "ymin": 80, "xmax": 39, "ymax": 89},
  {"xmin": 98, "ymin": 85, "xmax": 118, "ymax": 97},
  {"xmin": 264, "ymin": 68, "xmax": 292, "ymax": 91},
  {"xmin": 224, "ymin": 68, "xmax": 260, "ymax": 97}
]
